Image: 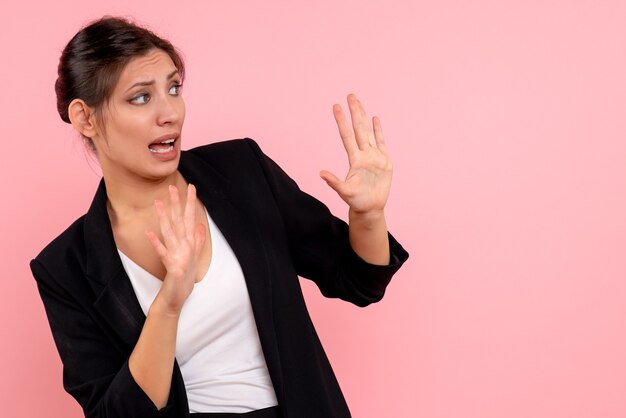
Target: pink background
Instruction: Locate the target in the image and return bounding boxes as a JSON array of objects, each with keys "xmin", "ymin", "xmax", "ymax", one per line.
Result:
[{"xmin": 2, "ymin": 1, "xmax": 626, "ymax": 417}]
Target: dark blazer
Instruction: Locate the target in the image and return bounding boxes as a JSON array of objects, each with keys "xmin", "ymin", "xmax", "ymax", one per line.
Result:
[{"xmin": 30, "ymin": 138, "xmax": 409, "ymax": 418}]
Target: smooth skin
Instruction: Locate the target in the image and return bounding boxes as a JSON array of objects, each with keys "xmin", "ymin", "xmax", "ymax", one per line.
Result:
[{"xmin": 68, "ymin": 48, "xmax": 391, "ymax": 409}]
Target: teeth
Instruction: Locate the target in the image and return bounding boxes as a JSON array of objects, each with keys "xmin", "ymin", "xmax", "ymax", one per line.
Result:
[{"xmin": 149, "ymin": 145, "xmax": 174, "ymax": 153}]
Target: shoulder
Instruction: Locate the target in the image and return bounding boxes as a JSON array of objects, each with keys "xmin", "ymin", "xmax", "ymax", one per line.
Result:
[
  {"xmin": 30, "ymin": 215, "xmax": 88, "ymax": 284},
  {"xmin": 185, "ymin": 137, "xmax": 264, "ymax": 164},
  {"xmin": 33, "ymin": 215, "xmax": 87, "ymax": 264},
  {"xmin": 182, "ymin": 138, "xmax": 275, "ymax": 184}
]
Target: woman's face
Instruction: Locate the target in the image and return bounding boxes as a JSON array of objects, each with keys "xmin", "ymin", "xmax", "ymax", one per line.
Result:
[{"xmin": 92, "ymin": 48, "xmax": 185, "ymax": 182}]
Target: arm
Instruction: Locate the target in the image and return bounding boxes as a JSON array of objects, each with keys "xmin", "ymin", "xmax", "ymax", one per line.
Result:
[
  {"xmin": 244, "ymin": 96, "xmax": 407, "ymax": 305},
  {"xmin": 30, "ymin": 259, "xmax": 180, "ymax": 418},
  {"xmin": 245, "ymin": 137, "xmax": 408, "ymax": 307},
  {"xmin": 127, "ymin": 300, "xmax": 180, "ymax": 410}
]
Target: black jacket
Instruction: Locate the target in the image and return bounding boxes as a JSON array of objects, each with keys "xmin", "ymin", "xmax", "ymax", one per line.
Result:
[{"xmin": 30, "ymin": 138, "xmax": 409, "ymax": 418}]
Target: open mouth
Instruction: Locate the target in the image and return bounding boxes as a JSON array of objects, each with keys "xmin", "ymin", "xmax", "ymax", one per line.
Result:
[{"xmin": 148, "ymin": 137, "xmax": 177, "ymax": 154}]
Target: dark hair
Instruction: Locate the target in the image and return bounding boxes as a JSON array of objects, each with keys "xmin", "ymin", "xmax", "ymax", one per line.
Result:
[{"xmin": 55, "ymin": 16, "xmax": 185, "ymax": 149}]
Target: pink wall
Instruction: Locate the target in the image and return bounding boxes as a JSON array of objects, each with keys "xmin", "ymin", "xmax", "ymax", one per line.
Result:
[{"xmin": 2, "ymin": 1, "xmax": 625, "ymax": 417}]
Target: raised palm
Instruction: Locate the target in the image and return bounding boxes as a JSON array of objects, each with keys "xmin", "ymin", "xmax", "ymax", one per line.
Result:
[{"xmin": 320, "ymin": 94, "xmax": 393, "ymax": 215}]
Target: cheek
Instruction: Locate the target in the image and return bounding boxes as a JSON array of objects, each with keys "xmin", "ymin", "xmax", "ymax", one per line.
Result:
[
  {"xmin": 105, "ymin": 117, "xmax": 149, "ymax": 153},
  {"xmin": 178, "ymin": 100, "xmax": 186, "ymax": 122},
  {"xmin": 118, "ymin": 112, "xmax": 151, "ymax": 138}
]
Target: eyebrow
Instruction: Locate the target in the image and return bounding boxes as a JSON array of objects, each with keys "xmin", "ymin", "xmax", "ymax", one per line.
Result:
[{"xmin": 124, "ymin": 69, "xmax": 180, "ymax": 93}]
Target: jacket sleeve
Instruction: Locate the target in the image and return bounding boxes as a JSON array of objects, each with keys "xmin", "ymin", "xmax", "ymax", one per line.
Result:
[
  {"xmin": 30, "ymin": 258, "xmax": 181, "ymax": 418},
  {"xmin": 244, "ymin": 138, "xmax": 409, "ymax": 307}
]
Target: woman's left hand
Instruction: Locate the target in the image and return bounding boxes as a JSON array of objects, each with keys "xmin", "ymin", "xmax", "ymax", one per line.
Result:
[{"xmin": 320, "ymin": 94, "xmax": 393, "ymax": 215}]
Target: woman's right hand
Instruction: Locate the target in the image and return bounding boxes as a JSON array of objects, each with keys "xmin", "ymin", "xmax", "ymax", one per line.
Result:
[{"xmin": 145, "ymin": 184, "xmax": 206, "ymax": 316}]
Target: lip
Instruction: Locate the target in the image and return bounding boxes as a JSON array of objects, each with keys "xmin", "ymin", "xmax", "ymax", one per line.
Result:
[{"xmin": 149, "ymin": 133, "xmax": 180, "ymax": 145}]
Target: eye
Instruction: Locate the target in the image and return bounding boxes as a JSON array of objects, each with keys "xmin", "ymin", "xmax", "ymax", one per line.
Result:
[
  {"xmin": 169, "ymin": 83, "xmax": 182, "ymax": 96},
  {"xmin": 129, "ymin": 93, "xmax": 150, "ymax": 105}
]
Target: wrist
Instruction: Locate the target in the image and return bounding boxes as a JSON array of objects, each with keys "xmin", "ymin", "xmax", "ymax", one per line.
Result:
[
  {"xmin": 349, "ymin": 208, "xmax": 386, "ymax": 224},
  {"xmin": 150, "ymin": 294, "xmax": 183, "ymax": 319}
]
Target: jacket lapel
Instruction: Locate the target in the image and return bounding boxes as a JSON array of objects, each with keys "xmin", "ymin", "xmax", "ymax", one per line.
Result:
[
  {"xmin": 84, "ymin": 179, "xmax": 146, "ymax": 348},
  {"xmin": 178, "ymin": 150, "xmax": 278, "ymax": 359}
]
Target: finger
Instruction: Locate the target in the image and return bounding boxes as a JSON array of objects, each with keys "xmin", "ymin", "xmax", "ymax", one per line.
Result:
[
  {"xmin": 154, "ymin": 199, "xmax": 177, "ymax": 248},
  {"xmin": 333, "ymin": 103, "xmax": 358, "ymax": 156},
  {"xmin": 145, "ymin": 230, "xmax": 168, "ymax": 259},
  {"xmin": 194, "ymin": 223, "xmax": 207, "ymax": 258},
  {"xmin": 169, "ymin": 185, "xmax": 185, "ymax": 238},
  {"xmin": 372, "ymin": 116, "xmax": 388, "ymax": 154},
  {"xmin": 320, "ymin": 170, "xmax": 349, "ymax": 197},
  {"xmin": 183, "ymin": 184, "xmax": 197, "ymax": 242},
  {"xmin": 347, "ymin": 94, "xmax": 375, "ymax": 150}
]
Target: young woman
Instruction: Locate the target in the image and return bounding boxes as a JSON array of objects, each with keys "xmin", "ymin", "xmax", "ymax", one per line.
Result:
[{"xmin": 30, "ymin": 16, "xmax": 409, "ymax": 418}]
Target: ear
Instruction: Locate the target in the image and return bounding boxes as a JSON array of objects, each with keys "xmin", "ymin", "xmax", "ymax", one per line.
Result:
[{"xmin": 68, "ymin": 99, "xmax": 98, "ymax": 139}]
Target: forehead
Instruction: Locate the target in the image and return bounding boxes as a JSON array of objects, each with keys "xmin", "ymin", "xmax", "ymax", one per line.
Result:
[{"xmin": 116, "ymin": 49, "xmax": 177, "ymax": 87}]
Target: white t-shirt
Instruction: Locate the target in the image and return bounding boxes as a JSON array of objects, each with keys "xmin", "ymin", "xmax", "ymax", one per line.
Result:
[{"xmin": 118, "ymin": 208, "xmax": 278, "ymax": 413}]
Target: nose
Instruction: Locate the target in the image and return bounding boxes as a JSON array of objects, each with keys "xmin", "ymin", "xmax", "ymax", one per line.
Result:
[{"xmin": 156, "ymin": 94, "xmax": 183, "ymax": 126}]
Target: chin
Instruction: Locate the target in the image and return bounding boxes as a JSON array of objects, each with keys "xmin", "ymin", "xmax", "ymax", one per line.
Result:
[{"xmin": 143, "ymin": 156, "xmax": 180, "ymax": 180}]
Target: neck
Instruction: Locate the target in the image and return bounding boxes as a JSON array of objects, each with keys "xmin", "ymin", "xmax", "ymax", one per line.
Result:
[{"xmin": 103, "ymin": 169, "xmax": 188, "ymax": 225}]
